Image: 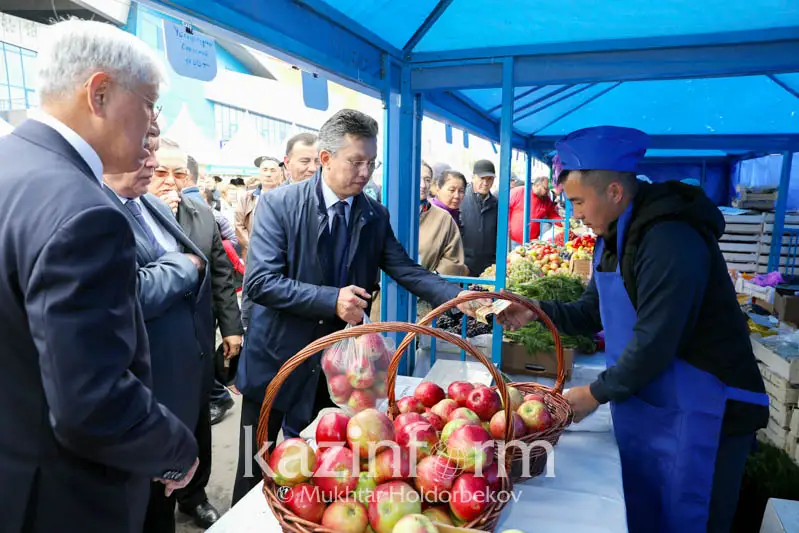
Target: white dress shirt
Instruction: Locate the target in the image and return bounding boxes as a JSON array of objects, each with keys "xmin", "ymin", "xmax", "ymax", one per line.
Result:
[
  {"xmin": 29, "ymin": 110, "xmax": 103, "ymax": 184},
  {"xmin": 320, "ymin": 178, "xmax": 354, "ymax": 231},
  {"xmin": 109, "ymin": 189, "xmax": 180, "ymax": 253}
]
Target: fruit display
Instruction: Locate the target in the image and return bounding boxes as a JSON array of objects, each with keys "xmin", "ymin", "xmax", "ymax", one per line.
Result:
[
  {"xmin": 323, "ymin": 327, "xmax": 395, "ymax": 415},
  {"xmin": 565, "ymin": 234, "xmax": 596, "ymax": 260},
  {"xmin": 266, "ymin": 379, "xmax": 559, "ymax": 532}
]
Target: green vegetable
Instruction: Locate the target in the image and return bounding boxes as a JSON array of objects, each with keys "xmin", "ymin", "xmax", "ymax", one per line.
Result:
[{"xmin": 512, "ymin": 274, "xmax": 585, "ymax": 300}]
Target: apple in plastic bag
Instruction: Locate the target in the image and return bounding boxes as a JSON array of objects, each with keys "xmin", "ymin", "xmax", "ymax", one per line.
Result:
[
  {"xmin": 348, "ymin": 389, "xmax": 377, "ymax": 412},
  {"xmin": 329, "ymin": 375, "xmax": 353, "ymax": 404},
  {"xmin": 358, "ymin": 333, "xmax": 387, "ymax": 360},
  {"xmin": 322, "ymin": 345, "xmax": 347, "ymax": 376},
  {"xmin": 347, "ymin": 355, "xmax": 376, "ymax": 390}
]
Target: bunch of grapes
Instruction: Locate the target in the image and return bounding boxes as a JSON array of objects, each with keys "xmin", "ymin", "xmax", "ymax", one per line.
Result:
[{"xmin": 507, "ymin": 260, "xmax": 539, "ymax": 287}]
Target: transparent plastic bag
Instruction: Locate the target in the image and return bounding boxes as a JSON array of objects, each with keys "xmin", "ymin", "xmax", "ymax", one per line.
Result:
[{"xmin": 321, "ymin": 315, "xmax": 395, "ymax": 414}]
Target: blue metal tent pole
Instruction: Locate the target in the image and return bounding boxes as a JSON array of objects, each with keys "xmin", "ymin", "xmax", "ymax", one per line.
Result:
[
  {"xmin": 491, "ymin": 57, "xmax": 515, "ymax": 369},
  {"xmin": 523, "ymin": 151, "xmax": 533, "ymax": 243},
  {"xmin": 769, "ymin": 151, "xmax": 794, "ymax": 272}
]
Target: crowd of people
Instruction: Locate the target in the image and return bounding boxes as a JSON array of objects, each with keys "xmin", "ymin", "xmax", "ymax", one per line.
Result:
[{"xmin": 0, "ymin": 16, "xmax": 771, "ymax": 533}]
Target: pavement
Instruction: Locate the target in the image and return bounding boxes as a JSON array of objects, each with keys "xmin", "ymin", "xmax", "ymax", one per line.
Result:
[{"xmin": 176, "ymin": 394, "xmax": 242, "ymax": 532}]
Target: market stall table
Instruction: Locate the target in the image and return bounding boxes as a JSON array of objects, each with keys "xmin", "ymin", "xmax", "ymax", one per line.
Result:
[{"xmin": 207, "ymin": 355, "xmax": 627, "ymax": 533}]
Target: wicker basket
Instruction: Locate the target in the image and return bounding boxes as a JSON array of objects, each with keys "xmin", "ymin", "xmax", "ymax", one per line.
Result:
[
  {"xmin": 257, "ymin": 322, "xmax": 515, "ymax": 533},
  {"xmin": 393, "ymin": 291, "xmax": 573, "ymax": 481}
]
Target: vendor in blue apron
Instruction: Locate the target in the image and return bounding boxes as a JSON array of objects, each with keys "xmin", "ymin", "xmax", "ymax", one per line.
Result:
[{"xmin": 499, "ymin": 126, "xmax": 769, "ymax": 533}]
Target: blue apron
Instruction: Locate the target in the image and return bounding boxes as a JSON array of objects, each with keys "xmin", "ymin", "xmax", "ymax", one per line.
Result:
[{"xmin": 593, "ymin": 204, "xmax": 768, "ymax": 533}]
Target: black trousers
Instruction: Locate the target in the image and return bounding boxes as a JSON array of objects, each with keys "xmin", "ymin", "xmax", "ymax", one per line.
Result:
[
  {"xmin": 707, "ymin": 432, "xmax": 755, "ymax": 533},
  {"xmin": 175, "ymin": 402, "xmax": 212, "ymax": 510},
  {"xmin": 231, "ymin": 372, "xmax": 334, "ymax": 506},
  {"xmin": 143, "ymin": 403, "xmax": 210, "ymax": 532}
]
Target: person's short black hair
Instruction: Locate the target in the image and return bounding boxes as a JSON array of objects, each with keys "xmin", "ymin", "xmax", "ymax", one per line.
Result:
[
  {"xmin": 186, "ymin": 155, "xmax": 199, "ymax": 184},
  {"xmin": 438, "ymin": 169, "xmax": 467, "ymax": 190},
  {"xmin": 558, "ymin": 169, "xmax": 637, "ymax": 191},
  {"xmin": 213, "ymin": 175, "xmax": 222, "ymax": 183},
  {"xmin": 286, "ymin": 132, "xmax": 318, "ymax": 157}
]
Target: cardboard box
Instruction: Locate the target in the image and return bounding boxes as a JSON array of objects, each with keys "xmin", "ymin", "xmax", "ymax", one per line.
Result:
[
  {"xmin": 775, "ymin": 292, "xmax": 799, "ymax": 326},
  {"xmin": 570, "ymin": 257, "xmax": 593, "ymax": 281},
  {"xmin": 501, "ymin": 339, "xmax": 574, "ymax": 380}
]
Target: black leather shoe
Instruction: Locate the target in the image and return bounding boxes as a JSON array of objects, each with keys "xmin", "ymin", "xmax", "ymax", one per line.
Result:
[
  {"xmin": 180, "ymin": 500, "xmax": 221, "ymax": 529},
  {"xmin": 210, "ymin": 397, "xmax": 235, "ymax": 425}
]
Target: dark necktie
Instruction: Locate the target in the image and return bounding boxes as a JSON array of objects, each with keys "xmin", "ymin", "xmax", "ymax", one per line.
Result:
[
  {"xmin": 125, "ymin": 200, "xmax": 167, "ymax": 257},
  {"xmin": 330, "ymin": 201, "xmax": 349, "ymax": 287}
]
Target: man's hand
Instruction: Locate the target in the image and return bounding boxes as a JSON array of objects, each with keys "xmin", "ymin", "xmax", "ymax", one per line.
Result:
[
  {"xmin": 563, "ymin": 385, "xmax": 600, "ymax": 423},
  {"xmin": 496, "ymin": 290, "xmax": 538, "ymax": 331},
  {"xmin": 455, "ymin": 290, "xmax": 493, "ymax": 318},
  {"xmin": 336, "ymin": 286, "xmax": 371, "ymax": 325},
  {"xmin": 223, "ymin": 335, "xmax": 243, "ymax": 359},
  {"xmin": 183, "ymin": 253, "xmax": 205, "ymax": 271},
  {"xmin": 161, "ymin": 190, "xmax": 181, "ymax": 214},
  {"xmin": 158, "ymin": 458, "xmax": 199, "ymax": 497}
]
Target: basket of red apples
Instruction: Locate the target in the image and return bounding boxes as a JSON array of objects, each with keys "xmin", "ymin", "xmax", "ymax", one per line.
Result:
[
  {"xmin": 393, "ymin": 291, "xmax": 573, "ymax": 481},
  {"xmin": 257, "ymin": 322, "xmax": 519, "ymax": 533}
]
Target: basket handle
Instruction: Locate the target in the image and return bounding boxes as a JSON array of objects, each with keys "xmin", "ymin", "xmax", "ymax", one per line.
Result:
[
  {"xmin": 255, "ymin": 321, "xmax": 516, "ymax": 480},
  {"xmin": 393, "ymin": 290, "xmax": 567, "ymax": 394}
]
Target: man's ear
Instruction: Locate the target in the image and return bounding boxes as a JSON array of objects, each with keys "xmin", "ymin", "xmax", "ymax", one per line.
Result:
[
  {"xmin": 86, "ymin": 72, "xmax": 112, "ymax": 117},
  {"xmin": 607, "ymin": 182, "xmax": 625, "ymax": 203},
  {"xmin": 319, "ymin": 150, "xmax": 332, "ymax": 167}
]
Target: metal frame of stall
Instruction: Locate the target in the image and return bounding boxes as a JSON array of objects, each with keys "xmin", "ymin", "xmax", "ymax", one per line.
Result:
[{"xmin": 141, "ymin": 0, "xmax": 799, "ymax": 373}]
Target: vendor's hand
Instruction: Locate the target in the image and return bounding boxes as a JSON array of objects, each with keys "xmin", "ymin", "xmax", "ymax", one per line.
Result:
[
  {"xmin": 563, "ymin": 385, "xmax": 600, "ymax": 423},
  {"xmin": 496, "ymin": 289, "xmax": 538, "ymax": 331},
  {"xmin": 223, "ymin": 335, "xmax": 243, "ymax": 359},
  {"xmin": 455, "ymin": 290, "xmax": 492, "ymax": 318},
  {"xmin": 161, "ymin": 190, "xmax": 181, "ymax": 214},
  {"xmin": 337, "ymin": 285, "xmax": 371, "ymax": 325}
]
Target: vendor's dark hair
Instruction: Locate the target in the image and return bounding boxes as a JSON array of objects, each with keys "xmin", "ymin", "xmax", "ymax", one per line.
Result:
[
  {"xmin": 438, "ymin": 169, "xmax": 467, "ymax": 190},
  {"xmin": 559, "ymin": 169, "xmax": 638, "ymax": 192}
]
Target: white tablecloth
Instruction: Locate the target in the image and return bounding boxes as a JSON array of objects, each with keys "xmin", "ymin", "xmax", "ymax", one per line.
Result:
[{"xmin": 209, "ymin": 355, "xmax": 627, "ymax": 533}]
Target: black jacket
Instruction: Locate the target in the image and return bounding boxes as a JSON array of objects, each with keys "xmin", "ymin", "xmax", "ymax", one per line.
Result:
[
  {"xmin": 538, "ymin": 181, "xmax": 768, "ymax": 435},
  {"xmin": 177, "ymin": 196, "xmax": 244, "ymax": 339},
  {"xmin": 460, "ymin": 185, "xmax": 498, "ymax": 276}
]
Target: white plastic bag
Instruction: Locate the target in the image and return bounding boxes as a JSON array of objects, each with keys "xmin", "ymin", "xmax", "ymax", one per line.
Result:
[{"xmin": 321, "ymin": 315, "xmax": 395, "ymax": 414}]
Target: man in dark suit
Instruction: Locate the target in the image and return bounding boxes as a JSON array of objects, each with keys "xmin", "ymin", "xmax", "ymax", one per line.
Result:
[
  {"xmin": 149, "ymin": 138, "xmax": 244, "ymax": 528},
  {"xmin": 0, "ymin": 19, "xmax": 198, "ymax": 533},
  {"xmin": 232, "ymin": 109, "xmax": 485, "ymax": 503},
  {"xmin": 103, "ymin": 129, "xmax": 214, "ymax": 533}
]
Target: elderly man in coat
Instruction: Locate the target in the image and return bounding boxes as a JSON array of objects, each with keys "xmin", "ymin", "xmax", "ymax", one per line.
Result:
[{"xmin": 231, "ymin": 109, "xmax": 485, "ymax": 503}]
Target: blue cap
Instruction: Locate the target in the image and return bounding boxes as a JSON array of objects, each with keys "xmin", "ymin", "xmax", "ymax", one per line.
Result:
[{"xmin": 555, "ymin": 126, "xmax": 649, "ymax": 176}]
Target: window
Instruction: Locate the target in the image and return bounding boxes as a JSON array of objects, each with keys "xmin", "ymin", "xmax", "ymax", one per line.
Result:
[
  {"xmin": 0, "ymin": 42, "xmax": 37, "ymax": 111},
  {"xmin": 213, "ymin": 102, "xmax": 318, "ymax": 147}
]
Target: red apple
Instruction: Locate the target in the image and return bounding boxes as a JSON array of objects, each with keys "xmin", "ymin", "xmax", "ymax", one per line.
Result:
[
  {"xmin": 450, "ymin": 473, "xmax": 490, "ymax": 522},
  {"xmin": 524, "ymin": 393, "xmax": 545, "ymax": 403},
  {"xmin": 348, "ymin": 389, "xmax": 377, "ymax": 412},
  {"xmin": 329, "ymin": 374, "xmax": 354, "ymax": 404},
  {"xmin": 358, "ymin": 333, "xmax": 387, "ymax": 360},
  {"xmin": 316, "ymin": 411, "xmax": 350, "ymax": 449},
  {"xmin": 415, "ymin": 454, "xmax": 458, "ymax": 502},
  {"xmin": 393, "ymin": 513, "xmax": 439, "ymax": 533},
  {"xmin": 421, "ymin": 411, "xmax": 445, "ymax": 432},
  {"xmin": 347, "ymin": 408, "xmax": 395, "ymax": 458},
  {"xmin": 322, "ymin": 346, "xmax": 347, "ymax": 376},
  {"xmin": 369, "ymin": 446, "xmax": 413, "ymax": 484},
  {"xmin": 503, "ymin": 386, "xmax": 525, "ymax": 412},
  {"xmin": 347, "ymin": 355, "xmax": 376, "ymax": 389},
  {"xmin": 473, "ymin": 383, "xmax": 489, "ymax": 390},
  {"xmin": 284, "ymin": 482, "xmax": 326, "ymax": 523},
  {"xmin": 312, "ymin": 445, "xmax": 359, "ymax": 499},
  {"xmin": 368, "ymin": 481, "xmax": 422, "ymax": 533},
  {"xmin": 354, "ymin": 472, "xmax": 377, "ymax": 505},
  {"xmin": 393, "ymin": 412, "xmax": 425, "ymax": 434},
  {"xmin": 517, "ymin": 400, "xmax": 553, "ymax": 432},
  {"xmin": 430, "ymin": 399, "xmax": 458, "ymax": 421},
  {"xmin": 268, "ymin": 438, "xmax": 316, "ymax": 486},
  {"xmin": 450, "ymin": 407, "xmax": 480, "ymax": 424},
  {"xmin": 447, "ymin": 382, "xmax": 474, "ymax": 407},
  {"xmin": 488, "ymin": 410, "xmax": 527, "ymax": 440},
  {"xmin": 322, "ymin": 499, "xmax": 369, "ymax": 533},
  {"xmin": 396, "ymin": 421, "xmax": 439, "ymax": 461},
  {"xmin": 414, "ymin": 381, "xmax": 446, "ymax": 408},
  {"xmin": 371, "ymin": 371, "xmax": 388, "ymax": 396},
  {"xmin": 440, "ymin": 419, "xmax": 477, "ymax": 445},
  {"xmin": 397, "ymin": 396, "xmax": 426, "ymax": 414},
  {"xmin": 446, "ymin": 425, "xmax": 494, "ymax": 473},
  {"xmin": 466, "ymin": 387, "xmax": 502, "ymax": 421},
  {"xmin": 481, "ymin": 462, "xmax": 501, "ymax": 493},
  {"xmin": 422, "ymin": 506, "xmax": 453, "ymax": 525}
]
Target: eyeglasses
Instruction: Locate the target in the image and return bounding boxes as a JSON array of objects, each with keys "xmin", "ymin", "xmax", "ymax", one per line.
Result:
[
  {"xmin": 345, "ymin": 159, "xmax": 382, "ymax": 172},
  {"xmin": 154, "ymin": 168, "xmax": 188, "ymax": 180},
  {"xmin": 121, "ymin": 83, "xmax": 163, "ymax": 121}
]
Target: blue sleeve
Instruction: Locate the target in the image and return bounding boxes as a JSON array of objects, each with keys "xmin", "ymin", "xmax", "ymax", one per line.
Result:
[
  {"xmin": 589, "ymin": 221, "xmax": 710, "ymax": 404},
  {"xmin": 26, "ymin": 208, "xmax": 197, "ymax": 478},
  {"xmin": 244, "ymin": 195, "xmax": 339, "ymax": 317}
]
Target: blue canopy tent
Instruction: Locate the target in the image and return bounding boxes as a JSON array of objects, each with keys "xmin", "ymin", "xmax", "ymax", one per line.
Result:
[{"xmin": 140, "ymin": 0, "xmax": 799, "ymax": 373}]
